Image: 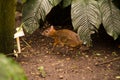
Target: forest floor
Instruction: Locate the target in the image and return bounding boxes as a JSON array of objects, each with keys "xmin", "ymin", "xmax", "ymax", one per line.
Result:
[{"xmin": 15, "ymin": 27, "xmax": 120, "ymax": 80}]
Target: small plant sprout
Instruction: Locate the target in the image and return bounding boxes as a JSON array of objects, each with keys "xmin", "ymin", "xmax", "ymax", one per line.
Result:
[{"xmin": 38, "ymin": 66, "xmax": 46, "ymax": 78}]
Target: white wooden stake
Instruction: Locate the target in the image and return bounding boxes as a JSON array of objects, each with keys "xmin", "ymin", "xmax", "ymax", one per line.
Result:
[
  {"xmin": 14, "ymin": 24, "xmax": 25, "ymax": 56},
  {"xmin": 16, "ymin": 37, "xmax": 21, "ymax": 53}
]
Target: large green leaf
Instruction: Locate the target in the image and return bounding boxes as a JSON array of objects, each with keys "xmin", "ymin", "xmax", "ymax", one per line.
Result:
[
  {"xmin": 0, "ymin": 54, "xmax": 27, "ymax": 80},
  {"xmin": 62, "ymin": 0, "xmax": 72, "ymax": 8},
  {"xmin": 48, "ymin": 0, "xmax": 62, "ymax": 6},
  {"xmin": 99, "ymin": 0, "xmax": 120, "ymax": 40},
  {"xmin": 21, "ymin": 0, "xmax": 26, "ymax": 4},
  {"xmin": 71, "ymin": 0, "xmax": 101, "ymax": 46},
  {"xmin": 22, "ymin": 0, "xmax": 53, "ymax": 34}
]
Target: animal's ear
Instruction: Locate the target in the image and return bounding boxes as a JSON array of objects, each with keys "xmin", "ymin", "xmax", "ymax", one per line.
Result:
[
  {"xmin": 50, "ymin": 25, "xmax": 55, "ymax": 31},
  {"xmin": 50, "ymin": 25, "xmax": 54, "ymax": 29}
]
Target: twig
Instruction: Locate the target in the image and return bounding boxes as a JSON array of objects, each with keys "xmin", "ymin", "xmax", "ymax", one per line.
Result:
[
  {"xmin": 6, "ymin": 52, "xmax": 30, "ymax": 56},
  {"xmin": 21, "ymin": 38, "xmax": 31, "ymax": 47},
  {"xmin": 95, "ymin": 57, "xmax": 120, "ymax": 66}
]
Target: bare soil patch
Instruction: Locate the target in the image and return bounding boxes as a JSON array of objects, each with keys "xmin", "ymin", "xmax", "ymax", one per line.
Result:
[{"xmin": 15, "ymin": 28, "xmax": 120, "ymax": 80}]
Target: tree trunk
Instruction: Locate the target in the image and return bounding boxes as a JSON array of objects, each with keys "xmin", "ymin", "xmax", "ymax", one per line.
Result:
[{"xmin": 0, "ymin": 0, "xmax": 16, "ymax": 54}]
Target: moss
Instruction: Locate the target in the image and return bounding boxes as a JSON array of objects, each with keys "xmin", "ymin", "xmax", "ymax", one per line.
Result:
[{"xmin": 0, "ymin": 0, "xmax": 16, "ymax": 54}]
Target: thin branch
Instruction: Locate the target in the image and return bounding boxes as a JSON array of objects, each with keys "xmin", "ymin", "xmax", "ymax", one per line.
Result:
[{"xmin": 95, "ymin": 57, "xmax": 120, "ymax": 66}]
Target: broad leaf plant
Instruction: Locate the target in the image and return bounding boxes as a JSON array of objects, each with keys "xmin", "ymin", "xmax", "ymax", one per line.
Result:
[{"xmin": 22, "ymin": 0, "xmax": 120, "ymax": 46}]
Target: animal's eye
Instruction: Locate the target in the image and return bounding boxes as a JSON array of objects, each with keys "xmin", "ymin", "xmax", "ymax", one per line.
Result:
[{"xmin": 45, "ymin": 30, "xmax": 49, "ymax": 33}]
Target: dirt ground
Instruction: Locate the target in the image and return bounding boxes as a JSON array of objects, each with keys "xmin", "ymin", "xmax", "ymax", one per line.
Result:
[{"xmin": 15, "ymin": 27, "xmax": 120, "ymax": 80}]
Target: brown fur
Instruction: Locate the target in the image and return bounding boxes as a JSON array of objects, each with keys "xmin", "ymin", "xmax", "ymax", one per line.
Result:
[{"xmin": 42, "ymin": 26, "xmax": 83, "ymax": 47}]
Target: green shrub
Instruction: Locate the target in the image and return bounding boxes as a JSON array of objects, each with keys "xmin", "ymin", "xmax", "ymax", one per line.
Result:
[{"xmin": 0, "ymin": 54, "xmax": 27, "ymax": 80}]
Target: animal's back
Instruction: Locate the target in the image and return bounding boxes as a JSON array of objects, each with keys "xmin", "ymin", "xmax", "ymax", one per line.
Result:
[{"xmin": 56, "ymin": 29, "xmax": 82, "ymax": 47}]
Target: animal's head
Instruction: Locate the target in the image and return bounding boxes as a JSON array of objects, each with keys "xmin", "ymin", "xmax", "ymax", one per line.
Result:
[{"xmin": 42, "ymin": 25, "xmax": 56, "ymax": 37}]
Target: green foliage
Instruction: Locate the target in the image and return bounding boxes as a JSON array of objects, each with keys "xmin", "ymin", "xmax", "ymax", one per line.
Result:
[
  {"xmin": 98, "ymin": 0, "xmax": 120, "ymax": 40},
  {"xmin": 71, "ymin": 0, "xmax": 101, "ymax": 46},
  {"xmin": 22, "ymin": 0, "xmax": 26, "ymax": 4},
  {"xmin": 62, "ymin": 0, "xmax": 72, "ymax": 8},
  {"xmin": 22, "ymin": 0, "xmax": 120, "ymax": 46},
  {"xmin": 0, "ymin": 54, "xmax": 27, "ymax": 80},
  {"xmin": 22, "ymin": 0, "xmax": 53, "ymax": 33},
  {"xmin": 48, "ymin": 0, "xmax": 62, "ymax": 6}
]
